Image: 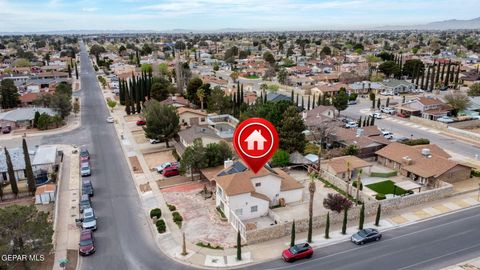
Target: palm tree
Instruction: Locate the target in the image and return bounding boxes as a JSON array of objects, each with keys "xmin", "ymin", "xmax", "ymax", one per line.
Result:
[
  {"xmin": 197, "ymin": 88, "xmax": 205, "ymax": 111},
  {"xmin": 355, "ymin": 169, "xmax": 362, "ymax": 205},
  {"xmin": 307, "ymin": 172, "xmax": 316, "ymax": 243}
]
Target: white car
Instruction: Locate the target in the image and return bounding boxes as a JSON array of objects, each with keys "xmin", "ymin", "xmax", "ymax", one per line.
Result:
[
  {"xmin": 370, "ymin": 112, "xmax": 383, "ymax": 119},
  {"xmin": 381, "ymin": 107, "xmax": 396, "ymax": 114},
  {"xmin": 149, "ymin": 139, "xmax": 161, "ymax": 144},
  {"xmin": 106, "ymin": 116, "xmax": 114, "ymax": 123},
  {"xmin": 82, "ymin": 208, "xmax": 97, "ymax": 231},
  {"xmin": 380, "ymin": 129, "xmax": 393, "ymax": 139},
  {"xmin": 437, "ymin": 116, "xmax": 454, "ymax": 123},
  {"xmin": 345, "ymin": 121, "xmax": 358, "ymax": 128}
]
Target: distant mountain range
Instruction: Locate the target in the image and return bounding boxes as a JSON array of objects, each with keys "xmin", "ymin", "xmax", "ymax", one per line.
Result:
[
  {"xmin": 377, "ymin": 17, "xmax": 480, "ymax": 30},
  {"xmin": 1, "ymin": 17, "xmax": 479, "ymax": 35}
]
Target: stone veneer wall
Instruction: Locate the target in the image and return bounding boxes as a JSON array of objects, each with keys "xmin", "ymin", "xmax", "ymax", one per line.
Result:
[{"xmin": 245, "ymin": 182, "xmax": 454, "ymax": 244}]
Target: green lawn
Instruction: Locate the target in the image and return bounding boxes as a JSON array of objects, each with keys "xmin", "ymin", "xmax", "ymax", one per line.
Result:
[
  {"xmin": 366, "ymin": 180, "xmax": 408, "ymax": 196},
  {"xmin": 244, "ymin": 75, "xmax": 259, "ymax": 79}
]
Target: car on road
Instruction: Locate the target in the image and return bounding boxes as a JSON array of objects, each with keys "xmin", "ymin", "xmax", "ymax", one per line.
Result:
[
  {"xmin": 79, "ymin": 229, "xmax": 96, "ymax": 256},
  {"xmin": 80, "ymin": 148, "xmax": 90, "ymax": 162},
  {"xmin": 82, "ymin": 208, "xmax": 97, "ymax": 231},
  {"xmin": 437, "ymin": 116, "xmax": 454, "ymax": 123},
  {"xmin": 106, "ymin": 116, "xmax": 114, "ymax": 123},
  {"xmin": 348, "ymin": 100, "xmax": 358, "ymax": 105},
  {"xmin": 381, "ymin": 107, "xmax": 396, "ymax": 114},
  {"xmin": 345, "ymin": 121, "xmax": 358, "ymax": 128},
  {"xmin": 82, "ymin": 179, "xmax": 94, "ymax": 197},
  {"xmin": 81, "ymin": 162, "xmax": 91, "ymax": 177},
  {"xmin": 351, "ymin": 228, "xmax": 382, "ymax": 245},
  {"xmin": 282, "ymin": 243, "xmax": 313, "ymax": 262},
  {"xmin": 79, "ymin": 194, "xmax": 91, "ymax": 213},
  {"xmin": 149, "ymin": 139, "xmax": 161, "ymax": 144},
  {"xmin": 136, "ymin": 120, "xmax": 146, "ymax": 126},
  {"xmin": 162, "ymin": 166, "xmax": 180, "ymax": 177},
  {"xmin": 155, "ymin": 162, "xmax": 178, "ymax": 174}
]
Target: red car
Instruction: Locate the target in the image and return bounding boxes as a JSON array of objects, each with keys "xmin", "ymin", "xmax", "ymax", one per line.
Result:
[
  {"xmin": 136, "ymin": 120, "xmax": 146, "ymax": 126},
  {"xmin": 282, "ymin": 243, "xmax": 313, "ymax": 262},
  {"xmin": 396, "ymin": 112, "xmax": 408, "ymax": 118},
  {"xmin": 80, "ymin": 148, "xmax": 90, "ymax": 162},
  {"xmin": 162, "ymin": 166, "xmax": 179, "ymax": 177},
  {"xmin": 79, "ymin": 230, "xmax": 96, "ymax": 256}
]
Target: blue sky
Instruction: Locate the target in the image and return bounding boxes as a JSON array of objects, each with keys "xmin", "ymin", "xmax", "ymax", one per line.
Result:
[{"xmin": 0, "ymin": 0, "xmax": 479, "ymax": 32}]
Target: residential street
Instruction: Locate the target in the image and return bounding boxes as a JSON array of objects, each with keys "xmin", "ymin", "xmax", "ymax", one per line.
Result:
[{"xmin": 247, "ymin": 205, "xmax": 480, "ymax": 270}]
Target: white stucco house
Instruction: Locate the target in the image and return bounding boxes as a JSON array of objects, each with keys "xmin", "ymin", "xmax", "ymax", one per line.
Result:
[{"xmin": 213, "ymin": 161, "xmax": 303, "ymax": 227}]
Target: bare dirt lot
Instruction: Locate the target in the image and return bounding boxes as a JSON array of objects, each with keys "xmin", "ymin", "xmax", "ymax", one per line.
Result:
[
  {"xmin": 131, "ymin": 130, "xmax": 149, "ymax": 144},
  {"xmin": 143, "ymin": 150, "xmax": 176, "ymax": 171}
]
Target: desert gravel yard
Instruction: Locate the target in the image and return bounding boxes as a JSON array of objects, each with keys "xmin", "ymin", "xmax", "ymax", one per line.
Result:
[{"xmin": 162, "ymin": 183, "xmax": 237, "ymax": 248}]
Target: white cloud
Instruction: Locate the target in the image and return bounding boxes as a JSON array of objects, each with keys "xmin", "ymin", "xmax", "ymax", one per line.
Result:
[{"xmin": 82, "ymin": 7, "xmax": 98, "ymax": 12}]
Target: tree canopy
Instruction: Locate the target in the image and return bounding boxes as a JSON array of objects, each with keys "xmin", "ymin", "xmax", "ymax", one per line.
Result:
[
  {"xmin": 0, "ymin": 79, "xmax": 20, "ymax": 109},
  {"xmin": 142, "ymin": 100, "xmax": 180, "ymax": 147},
  {"xmin": 278, "ymin": 106, "xmax": 306, "ymax": 153},
  {"xmin": 332, "ymin": 88, "xmax": 349, "ymax": 116}
]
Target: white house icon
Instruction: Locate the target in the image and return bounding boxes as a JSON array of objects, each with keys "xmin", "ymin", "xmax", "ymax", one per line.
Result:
[{"xmin": 244, "ymin": 129, "xmax": 267, "ymax": 150}]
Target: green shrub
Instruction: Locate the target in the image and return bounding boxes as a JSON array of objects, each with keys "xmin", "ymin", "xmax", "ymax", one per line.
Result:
[
  {"xmin": 376, "ymin": 193, "xmax": 386, "ymax": 200},
  {"xmin": 172, "ymin": 211, "xmax": 183, "ymax": 222},
  {"xmin": 352, "ymin": 181, "xmax": 363, "ymax": 190},
  {"xmin": 370, "ymin": 171, "xmax": 398, "ymax": 177},
  {"xmin": 196, "ymin": 242, "xmax": 224, "ymax": 250},
  {"xmin": 471, "ymin": 170, "xmax": 480, "ymax": 177},
  {"xmin": 216, "ymin": 207, "xmax": 226, "ymax": 218},
  {"xmin": 155, "ymin": 219, "xmax": 166, "ymax": 233},
  {"xmin": 167, "ymin": 204, "xmax": 176, "ymax": 211},
  {"xmin": 401, "ymin": 138, "xmax": 430, "ymax": 146},
  {"xmin": 150, "ymin": 208, "xmax": 162, "ymax": 219}
]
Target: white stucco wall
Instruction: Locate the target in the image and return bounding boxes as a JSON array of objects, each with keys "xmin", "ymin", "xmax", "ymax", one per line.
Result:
[
  {"xmin": 280, "ymin": 189, "xmax": 303, "ymax": 204},
  {"xmin": 250, "ymin": 175, "xmax": 281, "ymax": 204},
  {"xmin": 227, "ymin": 193, "xmax": 270, "ymax": 221}
]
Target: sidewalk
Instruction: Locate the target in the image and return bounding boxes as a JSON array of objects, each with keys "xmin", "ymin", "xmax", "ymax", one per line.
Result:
[
  {"xmin": 53, "ymin": 145, "xmax": 81, "ymax": 270},
  {"xmin": 104, "ymin": 93, "xmax": 480, "ymax": 268},
  {"xmin": 442, "ymin": 257, "xmax": 480, "ymax": 269}
]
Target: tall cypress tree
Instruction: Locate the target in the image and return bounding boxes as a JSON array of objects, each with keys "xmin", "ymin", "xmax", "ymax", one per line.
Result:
[
  {"xmin": 445, "ymin": 60, "xmax": 452, "ymax": 87},
  {"xmin": 420, "ymin": 67, "xmax": 426, "ymax": 90},
  {"xmin": 307, "ymin": 95, "xmax": 311, "ymax": 110},
  {"xmin": 236, "ymin": 231, "xmax": 242, "ymax": 261},
  {"xmin": 440, "ymin": 61, "xmax": 447, "ymax": 84},
  {"xmin": 325, "ymin": 212, "xmax": 330, "ymax": 239},
  {"xmin": 357, "ymin": 116, "xmax": 362, "ymax": 127},
  {"xmin": 67, "ymin": 64, "xmax": 72, "ymax": 78},
  {"xmin": 75, "ymin": 63, "xmax": 79, "ymax": 80},
  {"xmin": 312, "ymin": 94, "xmax": 316, "ymax": 109},
  {"xmin": 424, "ymin": 65, "xmax": 430, "ymax": 91},
  {"xmin": 296, "ymin": 93, "xmax": 299, "ymax": 105},
  {"xmin": 5, "ymin": 148, "xmax": 18, "ymax": 197},
  {"xmin": 318, "ymin": 94, "xmax": 322, "ymax": 106},
  {"xmin": 359, "ymin": 203, "xmax": 365, "ymax": 230},
  {"xmin": 435, "ymin": 62, "xmax": 441, "ymax": 86},
  {"xmin": 240, "ymin": 84, "xmax": 244, "ymax": 104},
  {"xmin": 22, "ymin": 139, "xmax": 36, "ymax": 194},
  {"xmin": 291, "ymin": 90, "xmax": 294, "ymax": 102},
  {"xmin": 290, "ymin": 220, "xmax": 296, "ymax": 247},
  {"xmin": 341, "ymin": 208, "xmax": 348, "ymax": 235},
  {"xmin": 375, "ymin": 204, "xmax": 382, "ymax": 226},
  {"xmin": 454, "ymin": 64, "xmax": 461, "ymax": 89},
  {"xmin": 301, "ymin": 96, "xmax": 304, "ymax": 110},
  {"xmin": 430, "ymin": 63, "xmax": 436, "ymax": 91}
]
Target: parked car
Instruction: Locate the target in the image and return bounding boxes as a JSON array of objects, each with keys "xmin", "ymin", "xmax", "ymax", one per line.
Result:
[
  {"xmin": 79, "ymin": 194, "xmax": 91, "ymax": 213},
  {"xmin": 340, "ymin": 117, "xmax": 353, "ymax": 123},
  {"xmin": 80, "ymin": 148, "xmax": 90, "ymax": 162},
  {"xmin": 149, "ymin": 139, "xmax": 161, "ymax": 144},
  {"xmin": 81, "ymin": 162, "xmax": 91, "ymax": 177},
  {"xmin": 370, "ymin": 112, "xmax": 383, "ymax": 119},
  {"xmin": 437, "ymin": 116, "xmax": 454, "ymax": 123},
  {"xmin": 396, "ymin": 112, "xmax": 408, "ymax": 118},
  {"xmin": 106, "ymin": 116, "xmax": 114, "ymax": 123},
  {"xmin": 351, "ymin": 228, "xmax": 382, "ymax": 245},
  {"xmin": 162, "ymin": 167, "xmax": 180, "ymax": 177},
  {"xmin": 348, "ymin": 100, "xmax": 358, "ymax": 105},
  {"xmin": 82, "ymin": 208, "xmax": 97, "ymax": 231},
  {"xmin": 79, "ymin": 229, "xmax": 96, "ymax": 256},
  {"xmin": 345, "ymin": 121, "xmax": 358, "ymax": 128},
  {"xmin": 136, "ymin": 120, "xmax": 146, "ymax": 126},
  {"xmin": 155, "ymin": 162, "xmax": 178, "ymax": 174},
  {"xmin": 282, "ymin": 243, "xmax": 313, "ymax": 262},
  {"xmin": 2, "ymin": 126, "xmax": 11, "ymax": 134},
  {"xmin": 82, "ymin": 179, "xmax": 94, "ymax": 197},
  {"xmin": 379, "ymin": 129, "xmax": 393, "ymax": 139},
  {"xmin": 381, "ymin": 107, "xmax": 396, "ymax": 114}
]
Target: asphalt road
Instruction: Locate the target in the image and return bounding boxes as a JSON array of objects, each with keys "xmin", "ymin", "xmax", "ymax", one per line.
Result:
[
  {"xmin": 247, "ymin": 205, "xmax": 480, "ymax": 270},
  {"xmin": 15, "ymin": 45, "xmax": 479, "ymax": 270},
  {"xmin": 38, "ymin": 42, "xmax": 194, "ymax": 270},
  {"xmin": 342, "ymin": 98, "xmax": 480, "ymax": 158}
]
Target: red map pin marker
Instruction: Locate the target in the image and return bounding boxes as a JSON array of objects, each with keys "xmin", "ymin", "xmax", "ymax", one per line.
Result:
[{"xmin": 233, "ymin": 118, "xmax": 279, "ymax": 174}]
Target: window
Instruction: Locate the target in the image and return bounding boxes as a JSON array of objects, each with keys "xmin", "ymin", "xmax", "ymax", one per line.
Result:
[
  {"xmin": 201, "ymin": 117, "xmax": 205, "ymax": 122},
  {"xmin": 255, "ymin": 182, "xmax": 261, "ymax": 187},
  {"xmin": 251, "ymin": 206, "xmax": 258, "ymax": 213},
  {"xmin": 235, "ymin": 209, "xmax": 243, "ymax": 216}
]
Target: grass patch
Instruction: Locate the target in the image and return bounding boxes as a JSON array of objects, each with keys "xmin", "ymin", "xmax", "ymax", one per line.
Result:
[
  {"xmin": 270, "ymin": 204, "xmax": 284, "ymax": 209},
  {"xmin": 366, "ymin": 180, "xmax": 407, "ymax": 196},
  {"xmin": 196, "ymin": 242, "xmax": 224, "ymax": 250},
  {"xmin": 319, "ymin": 178, "xmax": 356, "ymax": 202},
  {"xmin": 370, "ymin": 171, "xmax": 397, "ymax": 177},
  {"xmin": 244, "ymin": 74, "xmax": 259, "ymax": 79}
]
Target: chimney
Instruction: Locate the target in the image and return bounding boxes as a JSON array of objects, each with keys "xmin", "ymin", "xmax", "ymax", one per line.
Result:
[
  {"xmin": 421, "ymin": 148, "xmax": 431, "ymax": 157},
  {"xmin": 224, "ymin": 159, "xmax": 234, "ymax": 169}
]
